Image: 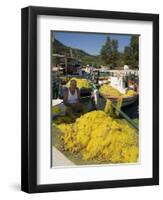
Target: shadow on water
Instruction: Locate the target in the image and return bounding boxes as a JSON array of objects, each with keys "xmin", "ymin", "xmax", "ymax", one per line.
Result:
[{"xmin": 122, "ymin": 98, "xmax": 139, "ymax": 119}]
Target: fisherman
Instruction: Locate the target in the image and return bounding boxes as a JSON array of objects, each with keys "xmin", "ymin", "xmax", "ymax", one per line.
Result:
[{"xmin": 63, "ymin": 79, "xmax": 84, "ymax": 120}]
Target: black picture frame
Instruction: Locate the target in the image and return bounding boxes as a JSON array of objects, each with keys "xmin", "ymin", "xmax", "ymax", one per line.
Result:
[{"xmin": 21, "ymin": 6, "xmax": 159, "ymax": 193}]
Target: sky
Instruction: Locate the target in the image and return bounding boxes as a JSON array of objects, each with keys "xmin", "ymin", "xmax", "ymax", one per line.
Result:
[{"xmin": 53, "ymin": 31, "xmax": 132, "ymax": 56}]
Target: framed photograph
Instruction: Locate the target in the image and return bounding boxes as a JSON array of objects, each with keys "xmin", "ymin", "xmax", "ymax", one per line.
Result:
[{"xmin": 21, "ymin": 6, "xmax": 159, "ymax": 193}]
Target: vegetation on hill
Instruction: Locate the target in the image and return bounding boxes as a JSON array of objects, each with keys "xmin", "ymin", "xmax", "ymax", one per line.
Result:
[{"xmin": 52, "ymin": 39, "xmax": 102, "ymax": 66}]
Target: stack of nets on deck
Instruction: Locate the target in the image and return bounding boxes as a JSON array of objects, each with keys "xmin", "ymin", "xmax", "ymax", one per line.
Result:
[
  {"xmin": 56, "ymin": 109, "xmax": 138, "ymax": 163},
  {"xmin": 99, "ymin": 84, "xmax": 136, "ymax": 97}
]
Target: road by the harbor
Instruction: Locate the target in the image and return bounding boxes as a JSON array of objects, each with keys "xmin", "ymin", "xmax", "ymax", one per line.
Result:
[{"xmin": 52, "ymin": 147, "xmax": 74, "ymax": 167}]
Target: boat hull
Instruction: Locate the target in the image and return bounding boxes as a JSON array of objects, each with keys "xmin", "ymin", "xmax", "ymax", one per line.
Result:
[{"xmin": 100, "ymin": 93, "xmax": 138, "ymax": 107}]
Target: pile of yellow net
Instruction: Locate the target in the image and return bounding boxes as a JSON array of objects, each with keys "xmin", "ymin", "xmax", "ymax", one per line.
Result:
[
  {"xmin": 99, "ymin": 84, "xmax": 122, "ymax": 96},
  {"xmin": 66, "ymin": 78, "xmax": 92, "ymax": 89},
  {"xmin": 56, "ymin": 110, "xmax": 138, "ymax": 163},
  {"xmin": 99, "ymin": 84, "xmax": 136, "ymax": 97},
  {"xmin": 52, "ymin": 106, "xmax": 61, "ymax": 114},
  {"xmin": 115, "ymin": 97, "xmax": 123, "ymax": 116},
  {"xmin": 125, "ymin": 90, "xmax": 136, "ymax": 96},
  {"xmin": 53, "ymin": 115, "xmax": 74, "ymax": 124}
]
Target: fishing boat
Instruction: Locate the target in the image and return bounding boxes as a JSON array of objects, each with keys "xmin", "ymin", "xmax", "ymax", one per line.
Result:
[
  {"xmin": 99, "ymin": 92, "xmax": 138, "ymax": 107},
  {"xmin": 99, "ymin": 75, "xmax": 138, "ymax": 107}
]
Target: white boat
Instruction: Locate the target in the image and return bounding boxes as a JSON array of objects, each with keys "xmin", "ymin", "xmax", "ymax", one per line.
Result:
[{"xmin": 99, "ymin": 75, "xmax": 138, "ymax": 107}]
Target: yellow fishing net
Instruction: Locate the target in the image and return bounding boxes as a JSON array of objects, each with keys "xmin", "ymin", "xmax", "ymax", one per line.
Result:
[
  {"xmin": 66, "ymin": 78, "xmax": 92, "ymax": 89},
  {"xmin": 99, "ymin": 84, "xmax": 136, "ymax": 97},
  {"xmin": 52, "ymin": 106, "xmax": 61, "ymax": 114},
  {"xmin": 56, "ymin": 110, "xmax": 138, "ymax": 163},
  {"xmin": 104, "ymin": 99, "xmax": 114, "ymax": 116},
  {"xmin": 99, "ymin": 84, "xmax": 122, "ymax": 96},
  {"xmin": 115, "ymin": 97, "xmax": 123, "ymax": 116},
  {"xmin": 125, "ymin": 90, "xmax": 136, "ymax": 96},
  {"xmin": 104, "ymin": 98, "xmax": 123, "ymax": 117}
]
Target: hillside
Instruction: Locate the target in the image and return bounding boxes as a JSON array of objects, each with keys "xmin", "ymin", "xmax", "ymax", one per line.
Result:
[{"xmin": 52, "ymin": 39, "xmax": 102, "ymax": 66}]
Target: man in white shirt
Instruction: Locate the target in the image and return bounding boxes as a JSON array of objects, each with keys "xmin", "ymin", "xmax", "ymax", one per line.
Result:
[{"xmin": 63, "ymin": 79, "xmax": 84, "ymax": 120}]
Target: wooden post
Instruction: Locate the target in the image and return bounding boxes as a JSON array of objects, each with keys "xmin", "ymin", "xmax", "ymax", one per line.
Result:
[{"xmin": 65, "ymin": 57, "xmax": 67, "ymax": 75}]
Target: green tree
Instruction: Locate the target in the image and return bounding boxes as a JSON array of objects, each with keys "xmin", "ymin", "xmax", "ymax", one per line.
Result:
[
  {"xmin": 100, "ymin": 37, "xmax": 112, "ymax": 66},
  {"xmin": 116, "ymin": 52, "xmax": 125, "ymax": 67},
  {"xmin": 111, "ymin": 39, "xmax": 118, "ymax": 67},
  {"xmin": 124, "ymin": 46, "xmax": 132, "ymax": 65},
  {"xmin": 130, "ymin": 35, "xmax": 139, "ymax": 67},
  {"xmin": 100, "ymin": 37, "xmax": 119, "ymax": 68},
  {"xmin": 124, "ymin": 35, "xmax": 139, "ymax": 68}
]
